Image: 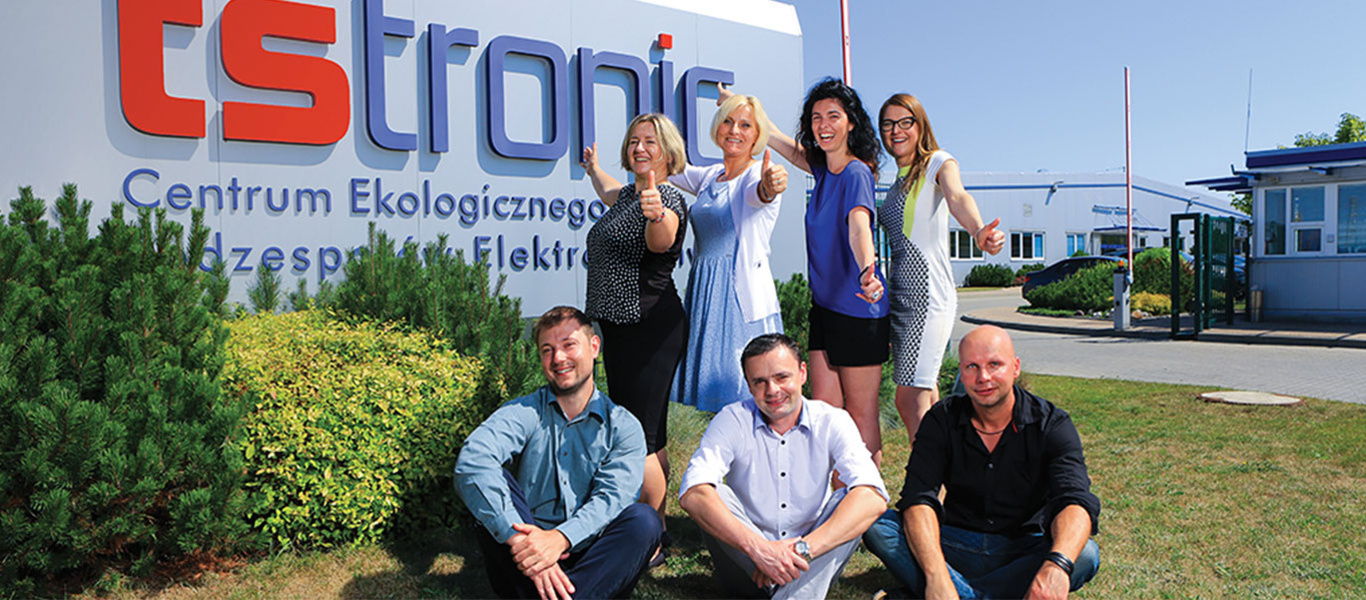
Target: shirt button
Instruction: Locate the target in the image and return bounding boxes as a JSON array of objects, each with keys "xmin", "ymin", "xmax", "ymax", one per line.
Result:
[
  {"xmin": 988, "ymin": 519, "xmax": 995, "ymax": 525},
  {"xmin": 781, "ymin": 531, "xmax": 787, "ymax": 536},
  {"xmin": 780, "ymin": 472, "xmax": 787, "ymax": 477},
  {"xmin": 781, "ymin": 503, "xmax": 787, "ymax": 509},
  {"xmin": 780, "ymin": 440, "xmax": 786, "ymax": 445},
  {"xmin": 988, "ymin": 463, "xmax": 994, "ymax": 470}
]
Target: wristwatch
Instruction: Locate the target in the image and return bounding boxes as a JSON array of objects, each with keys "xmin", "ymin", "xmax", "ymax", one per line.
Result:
[{"xmin": 794, "ymin": 539, "xmax": 812, "ymax": 561}]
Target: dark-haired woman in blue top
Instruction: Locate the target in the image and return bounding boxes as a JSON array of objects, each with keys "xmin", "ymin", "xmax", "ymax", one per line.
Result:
[{"xmin": 724, "ymin": 78, "xmax": 890, "ymax": 466}]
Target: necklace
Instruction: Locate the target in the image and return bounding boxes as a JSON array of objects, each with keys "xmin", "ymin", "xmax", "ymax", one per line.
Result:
[{"xmin": 973, "ymin": 424, "xmax": 1008, "ymax": 436}]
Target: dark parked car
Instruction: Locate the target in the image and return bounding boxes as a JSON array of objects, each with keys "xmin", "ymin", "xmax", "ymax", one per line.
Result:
[{"xmin": 1021, "ymin": 256, "xmax": 1124, "ymax": 296}]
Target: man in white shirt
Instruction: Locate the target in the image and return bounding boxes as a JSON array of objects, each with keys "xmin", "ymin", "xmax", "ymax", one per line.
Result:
[{"xmin": 679, "ymin": 333, "xmax": 889, "ymax": 599}]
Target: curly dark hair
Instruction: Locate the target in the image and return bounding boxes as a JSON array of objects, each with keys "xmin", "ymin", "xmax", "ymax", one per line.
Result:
[{"xmin": 795, "ymin": 77, "xmax": 880, "ymax": 173}]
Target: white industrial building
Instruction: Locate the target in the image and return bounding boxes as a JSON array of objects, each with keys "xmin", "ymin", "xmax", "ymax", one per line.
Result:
[{"xmin": 915, "ymin": 171, "xmax": 1243, "ymax": 285}]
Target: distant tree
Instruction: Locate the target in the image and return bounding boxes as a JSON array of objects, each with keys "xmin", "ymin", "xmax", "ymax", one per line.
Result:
[
  {"xmin": 1293, "ymin": 113, "xmax": 1366, "ymax": 147},
  {"xmin": 1230, "ymin": 192, "xmax": 1251, "ymax": 215}
]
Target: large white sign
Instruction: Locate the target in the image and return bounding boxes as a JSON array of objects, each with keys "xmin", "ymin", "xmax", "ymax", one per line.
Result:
[{"xmin": 1, "ymin": 0, "xmax": 806, "ymax": 315}]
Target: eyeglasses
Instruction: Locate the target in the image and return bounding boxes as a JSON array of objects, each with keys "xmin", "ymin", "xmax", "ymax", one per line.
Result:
[{"xmin": 879, "ymin": 116, "xmax": 916, "ymax": 132}]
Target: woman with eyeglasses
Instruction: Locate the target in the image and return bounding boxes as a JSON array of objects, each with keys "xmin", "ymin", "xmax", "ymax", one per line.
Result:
[
  {"xmin": 725, "ymin": 77, "xmax": 891, "ymax": 466},
  {"xmin": 877, "ymin": 93, "xmax": 1004, "ymax": 444}
]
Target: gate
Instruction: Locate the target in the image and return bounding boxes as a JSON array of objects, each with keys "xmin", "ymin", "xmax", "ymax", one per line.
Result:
[{"xmin": 1170, "ymin": 214, "xmax": 1237, "ymax": 339}]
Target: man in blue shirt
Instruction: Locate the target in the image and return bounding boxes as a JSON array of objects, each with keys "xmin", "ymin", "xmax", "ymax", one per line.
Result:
[{"xmin": 455, "ymin": 306, "xmax": 659, "ymax": 600}]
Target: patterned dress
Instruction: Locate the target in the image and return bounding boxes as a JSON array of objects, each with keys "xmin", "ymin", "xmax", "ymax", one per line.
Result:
[
  {"xmin": 584, "ymin": 182, "xmax": 688, "ymax": 452},
  {"xmin": 877, "ymin": 150, "xmax": 957, "ymax": 389}
]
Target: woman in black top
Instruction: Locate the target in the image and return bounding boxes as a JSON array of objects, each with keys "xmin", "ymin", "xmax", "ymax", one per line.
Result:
[{"xmin": 584, "ymin": 113, "xmax": 688, "ymax": 551}]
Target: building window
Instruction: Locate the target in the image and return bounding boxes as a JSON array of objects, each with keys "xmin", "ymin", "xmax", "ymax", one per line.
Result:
[
  {"xmin": 1290, "ymin": 186, "xmax": 1325, "ymax": 254},
  {"xmin": 1066, "ymin": 233, "xmax": 1086, "ymax": 256},
  {"xmin": 1263, "ymin": 189, "xmax": 1286, "ymax": 255},
  {"xmin": 949, "ymin": 229, "xmax": 983, "ymax": 260},
  {"xmin": 1339, "ymin": 184, "xmax": 1366, "ymax": 254},
  {"xmin": 1011, "ymin": 231, "xmax": 1044, "ymax": 260}
]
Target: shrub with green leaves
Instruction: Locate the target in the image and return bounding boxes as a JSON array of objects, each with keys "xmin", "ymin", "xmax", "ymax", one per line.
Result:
[
  {"xmin": 1024, "ymin": 262, "xmax": 1118, "ymax": 312},
  {"xmin": 1132, "ymin": 247, "xmax": 1193, "ymax": 302},
  {"xmin": 1131, "ymin": 291, "xmax": 1171, "ymax": 315},
  {"xmin": 223, "ymin": 310, "xmax": 488, "ymax": 549},
  {"xmin": 0, "ymin": 186, "xmax": 250, "ymax": 595},
  {"xmin": 965, "ymin": 264, "xmax": 1015, "ymax": 287},
  {"xmin": 332, "ymin": 225, "xmax": 537, "ymax": 400},
  {"xmin": 938, "ymin": 352, "xmax": 960, "ymax": 398}
]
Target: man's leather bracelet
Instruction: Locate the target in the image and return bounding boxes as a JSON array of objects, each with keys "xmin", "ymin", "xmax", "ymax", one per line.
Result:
[{"xmin": 1045, "ymin": 551, "xmax": 1074, "ymax": 576}]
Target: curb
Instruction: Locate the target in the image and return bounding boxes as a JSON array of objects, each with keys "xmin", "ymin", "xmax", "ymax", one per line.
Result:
[
  {"xmin": 960, "ymin": 313, "xmax": 1168, "ymax": 340},
  {"xmin": 962, "ymin": 312, "xmax": 1366, "ymax": 349}
]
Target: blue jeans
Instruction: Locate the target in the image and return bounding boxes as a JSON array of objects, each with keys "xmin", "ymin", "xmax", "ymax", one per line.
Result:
[
  {"xmin": 863, "ymin": 509, "xmax": 1100, "ymax": 599},
  {"xmin": 473, "ymin": 470, "xmax": 662, "ymax": 599}
]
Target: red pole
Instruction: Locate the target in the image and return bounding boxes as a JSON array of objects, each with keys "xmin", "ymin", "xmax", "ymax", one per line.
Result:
[
  {"xmin": 1125, "ymin": 67, "xmax": 1133, "ymax": 271},
  {"xmin": 840, "ymin": 0, "xmax": 852, "ymax": 84}
]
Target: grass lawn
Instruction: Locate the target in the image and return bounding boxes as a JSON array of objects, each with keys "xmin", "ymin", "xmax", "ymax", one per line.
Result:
[{"xmin": 102, "ymin": 374, "xmax": 1366, "ymax": 599}]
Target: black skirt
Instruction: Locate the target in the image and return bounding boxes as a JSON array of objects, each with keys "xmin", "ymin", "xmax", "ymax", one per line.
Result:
[{"xmin": 597, "ymin": 293, "xmax": 688, "ymax": 453}]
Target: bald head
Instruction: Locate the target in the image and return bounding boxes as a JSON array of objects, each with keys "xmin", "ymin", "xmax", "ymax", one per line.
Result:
[
  {"xmin": 957, "ymin": 325, "xmax": 1021, "ymax": 410},
  {"xmin": 959, "ymin": 325, "xmax": 1017, "ymax": 361}
]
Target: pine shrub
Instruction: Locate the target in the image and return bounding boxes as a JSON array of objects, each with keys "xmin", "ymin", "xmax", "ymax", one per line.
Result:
[
  {"xmin": 776, "ymin": 273, "xmax": 811, "ymax": 359},
  {"xmin": 965, "ymin": 264, "xmax": 1015, "ymax": 287},
  {"xmin": 223, "ymin": 311, "xmax": 486, "ymax": 549},
  {"xmin": 247, "ymin": 257, "xmax": 282, "ymax": 314},
  {"xmin": 332, "ymin": 225, "xmax": 538, "ymax": 400},
  {"xmin": 0, "ymin": 186, "xmax": 250, "ymax": 595},
  {"xmin": 286, "ymin": 278, "xmax": 312, "ymax": 312},
  {"xmin": 1014, "ymin": 262, "xmax": 1046, "ymax": 278}
]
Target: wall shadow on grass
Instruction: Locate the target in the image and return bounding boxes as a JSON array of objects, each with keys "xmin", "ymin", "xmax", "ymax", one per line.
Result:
[{"xmin": 338, "ymin": 520, "xmax": 495, "ymax": 599}]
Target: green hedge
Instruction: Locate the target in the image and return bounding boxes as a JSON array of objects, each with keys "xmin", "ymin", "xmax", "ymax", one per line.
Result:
[
  {"xmin": 224, "ymin": 310, "xmax": 488, "ymax": 550},
  {"xmin": 1024, "ymin": 262, "xmax": 1118, "ymax": 312},
  {"xmin": 965, "ymin": 264, "xmax": 1015, "ymax": 287},
  {"xmin": 0, "ymin": 186, "xmax": 249, "ymax": 595}
]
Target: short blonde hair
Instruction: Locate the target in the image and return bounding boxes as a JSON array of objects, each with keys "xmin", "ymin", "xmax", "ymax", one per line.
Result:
[
  {"xmin": 619, "ymin": 113, "xmax": 687, "ymax": 176},
  {"xmin": 709, "ymin": 94, "xmax": 770, "ymax": 157}
]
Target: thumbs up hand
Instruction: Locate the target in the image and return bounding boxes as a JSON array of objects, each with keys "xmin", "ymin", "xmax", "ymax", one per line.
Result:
[
  {"xmin": 580, "ymin": 142, "xmax": 599, "ymax": 175},
  {"xmin": 975, "ymin": 218, "xmax": 1005, "ymax": 255},
  {"xmin": 759, "ymin": 149, "xmax": 787, "ymax": 201},
  {"xmin": 640, "ymin": 171, "xmax": 664, "ymax": 222},
  {"xmin": 717, "ymin": 83, "xmax": 736, "ymax": 106}
]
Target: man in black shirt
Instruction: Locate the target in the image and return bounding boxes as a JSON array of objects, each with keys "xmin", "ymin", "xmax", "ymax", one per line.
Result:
[{"xmin": 864, "ymin": 325, "xmax": 1100, "ymax": 599}]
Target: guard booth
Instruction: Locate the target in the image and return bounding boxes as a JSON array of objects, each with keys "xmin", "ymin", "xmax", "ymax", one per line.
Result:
[{"xmin": 1171, "ymin": 213, "xmax": 1237, "ymax": 339}]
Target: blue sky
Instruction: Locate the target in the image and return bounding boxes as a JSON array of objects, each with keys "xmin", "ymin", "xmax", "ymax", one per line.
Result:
[{"xmin": 780, "ymin": 0, "xmax": 1366, "ymax": 191}]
